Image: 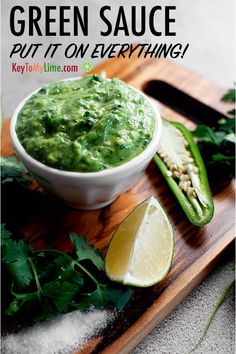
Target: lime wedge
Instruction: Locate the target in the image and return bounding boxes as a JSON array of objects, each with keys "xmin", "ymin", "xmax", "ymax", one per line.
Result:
[{"xmin": 105, "ymin": 196, "xmax": 174, "ymax": 287}]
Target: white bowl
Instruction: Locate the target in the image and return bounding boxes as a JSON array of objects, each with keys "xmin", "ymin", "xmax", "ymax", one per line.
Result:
[{"xmin": 10, "ymin": 77, "xmax": 162, "ymax": 210}]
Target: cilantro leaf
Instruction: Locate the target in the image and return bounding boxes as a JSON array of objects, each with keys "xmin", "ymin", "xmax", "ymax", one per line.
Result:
[
  {"xmin": 77, "ymin": 284, "xmax": 110, "ymax": 309},
  {"xmin": 193, "ymin": 117, "xmax": 235, "ymax": 181},
  {"xmin": 105, "ymin": 286, "xmax": 134, "ymax": 310},
  {"xmin": 70, "ymin": 233, "xmax": 104, "ymax": 270},
  {"xmin": 227, "ymin": 108, "xmax": 235, "ymax": 117},
  {"xmin": 1, "ymin": 156, "xmax": 32, "ymax": 185},
  {"xmin": 76, "ymin": 283, "xmax": 134, "ymax": 310},
  {"xmin": 42, "ymin": 281, "xmax": 79, "ymax": 313},
  {"xmin": 193, "ymin": 125, "xmax": 221, "ymax": 144},
  {"xmin": 221, "ymin": 88, "xmax": 236, "ymax": 102},
  {"xmin": 2, "ymin": 239, "xmax": 33, "ymax": 288},
  {"xmin": 1, "ymin": 223, "xmax": 12, "ymax": 246},
  {"xmin": 218, "ymin": 118, "xmax": 235, "ymax": 132},
  {"xmin": 53, "ymin": 257, "xmax": 84, "ymax": 287}
]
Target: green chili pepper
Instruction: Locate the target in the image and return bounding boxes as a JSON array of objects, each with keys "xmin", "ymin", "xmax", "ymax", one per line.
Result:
[{"xmin": 153, "ymin": 119, "xmax": 214, "ymax": 226}]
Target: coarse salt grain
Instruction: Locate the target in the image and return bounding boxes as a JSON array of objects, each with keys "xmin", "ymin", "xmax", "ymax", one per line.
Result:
[{"xmin": 2, "ymin": 309, "xmax": 115, "ymax": 354}]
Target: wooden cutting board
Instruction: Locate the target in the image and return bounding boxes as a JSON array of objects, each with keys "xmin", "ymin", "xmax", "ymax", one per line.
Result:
[{"xmin": 1, "ymin": 56, "xmax": 235, "ymax": 354}]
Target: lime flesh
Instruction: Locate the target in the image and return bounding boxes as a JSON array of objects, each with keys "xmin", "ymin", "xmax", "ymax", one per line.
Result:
[{"xmin": 105, "ymin": 196, "xmax": 174, "ymax": 287}]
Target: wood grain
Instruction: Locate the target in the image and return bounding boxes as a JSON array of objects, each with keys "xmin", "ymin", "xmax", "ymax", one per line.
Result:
[{"xmin": 1, "ymin": 57, "xmax": 235, "ymax": 354}]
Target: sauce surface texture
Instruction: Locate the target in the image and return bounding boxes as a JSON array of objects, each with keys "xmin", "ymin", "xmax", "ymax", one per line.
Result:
[{"xmin": 16, "ymin": 75, "xmax": 155, "ymax": 172}]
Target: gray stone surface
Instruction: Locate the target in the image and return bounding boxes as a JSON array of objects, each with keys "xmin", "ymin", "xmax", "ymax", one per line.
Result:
[
  {"xmin": 132, "ymin": 258, "xmax": 235, "ymax": 354},
  {"xmin": 1, "ymin": 1, "xmax": 235, "ymax": 353}
]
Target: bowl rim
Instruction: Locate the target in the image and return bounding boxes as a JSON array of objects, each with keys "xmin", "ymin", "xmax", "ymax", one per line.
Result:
[{"xmin": 10, "ymin": 76, "xmax": 162, "ymax": 179}]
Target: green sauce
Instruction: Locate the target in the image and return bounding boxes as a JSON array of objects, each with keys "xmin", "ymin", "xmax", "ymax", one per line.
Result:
[{"xmin": 16, "ymin": 74, "xmax": 155, "ymax": 172}]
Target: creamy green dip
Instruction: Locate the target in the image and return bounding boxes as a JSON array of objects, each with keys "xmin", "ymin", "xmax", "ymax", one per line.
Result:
[{"xmin": 16, "ymin": 75, "xmax": 155, "ymax": 172}]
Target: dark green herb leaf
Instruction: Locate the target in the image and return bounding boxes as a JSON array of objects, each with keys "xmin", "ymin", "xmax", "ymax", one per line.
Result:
[
  {"xmin": 218, "ymin": 118, "xmax": 235, "ymax": 132},
  {"xmin": 193, "ymin": 118, "xmax": 235, "ymax": 181},
  {"xmin": 227, "ymin": 108, "xmax": 235, "ymax": 117},
  {"xmin": 70, "ymin": 233, "xmax": 104, "ymax": 270},
  {"xmin": 2, "ymin": 239, "xmax": 33, "ymax": 288},
  {"xmin": 53, "ymin": 257, "xmax": 84, "ymax": 287},
  {"xmin": 106, "ymin": 286, "xmax": 134, "ymax": 310},
  {"xmin": 1, "ymin": 157, "xmax": 32, "ymax": 185},
  {"xmin": 2, "ymin": 226, "xmax": 134, "ymax": 323},
  {"xmin": 193, "ymin": 125, "xmax": 218, "ymax": 144},
  {"xmin": 42, "ymin": 281, "xmax": 79, "ymax": 313},
  {"xmin": 221, "ymin": 88, "xmax": 235, "ymax": 102},
  {"xmin": 77, "ymin": 284, "xmax": 110, "ymax": 309},
  {"xmin": 1, "ymin": 223, "xmax": 12, "ymax": 246}
]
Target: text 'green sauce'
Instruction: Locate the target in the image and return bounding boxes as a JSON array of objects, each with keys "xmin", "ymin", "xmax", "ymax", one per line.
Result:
[{"xmin": 16, "ymin": 74, "xmax": 155, "ymax": 172}]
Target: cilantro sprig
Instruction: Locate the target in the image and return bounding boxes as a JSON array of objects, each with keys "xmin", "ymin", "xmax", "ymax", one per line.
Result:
[
  {"xmin": 1, "ymin": 225, "xmax": 133, "ymax": 322},
  {"xmin": 193, "ymin": 88, "xmax": 235, "ymax": 181}
]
